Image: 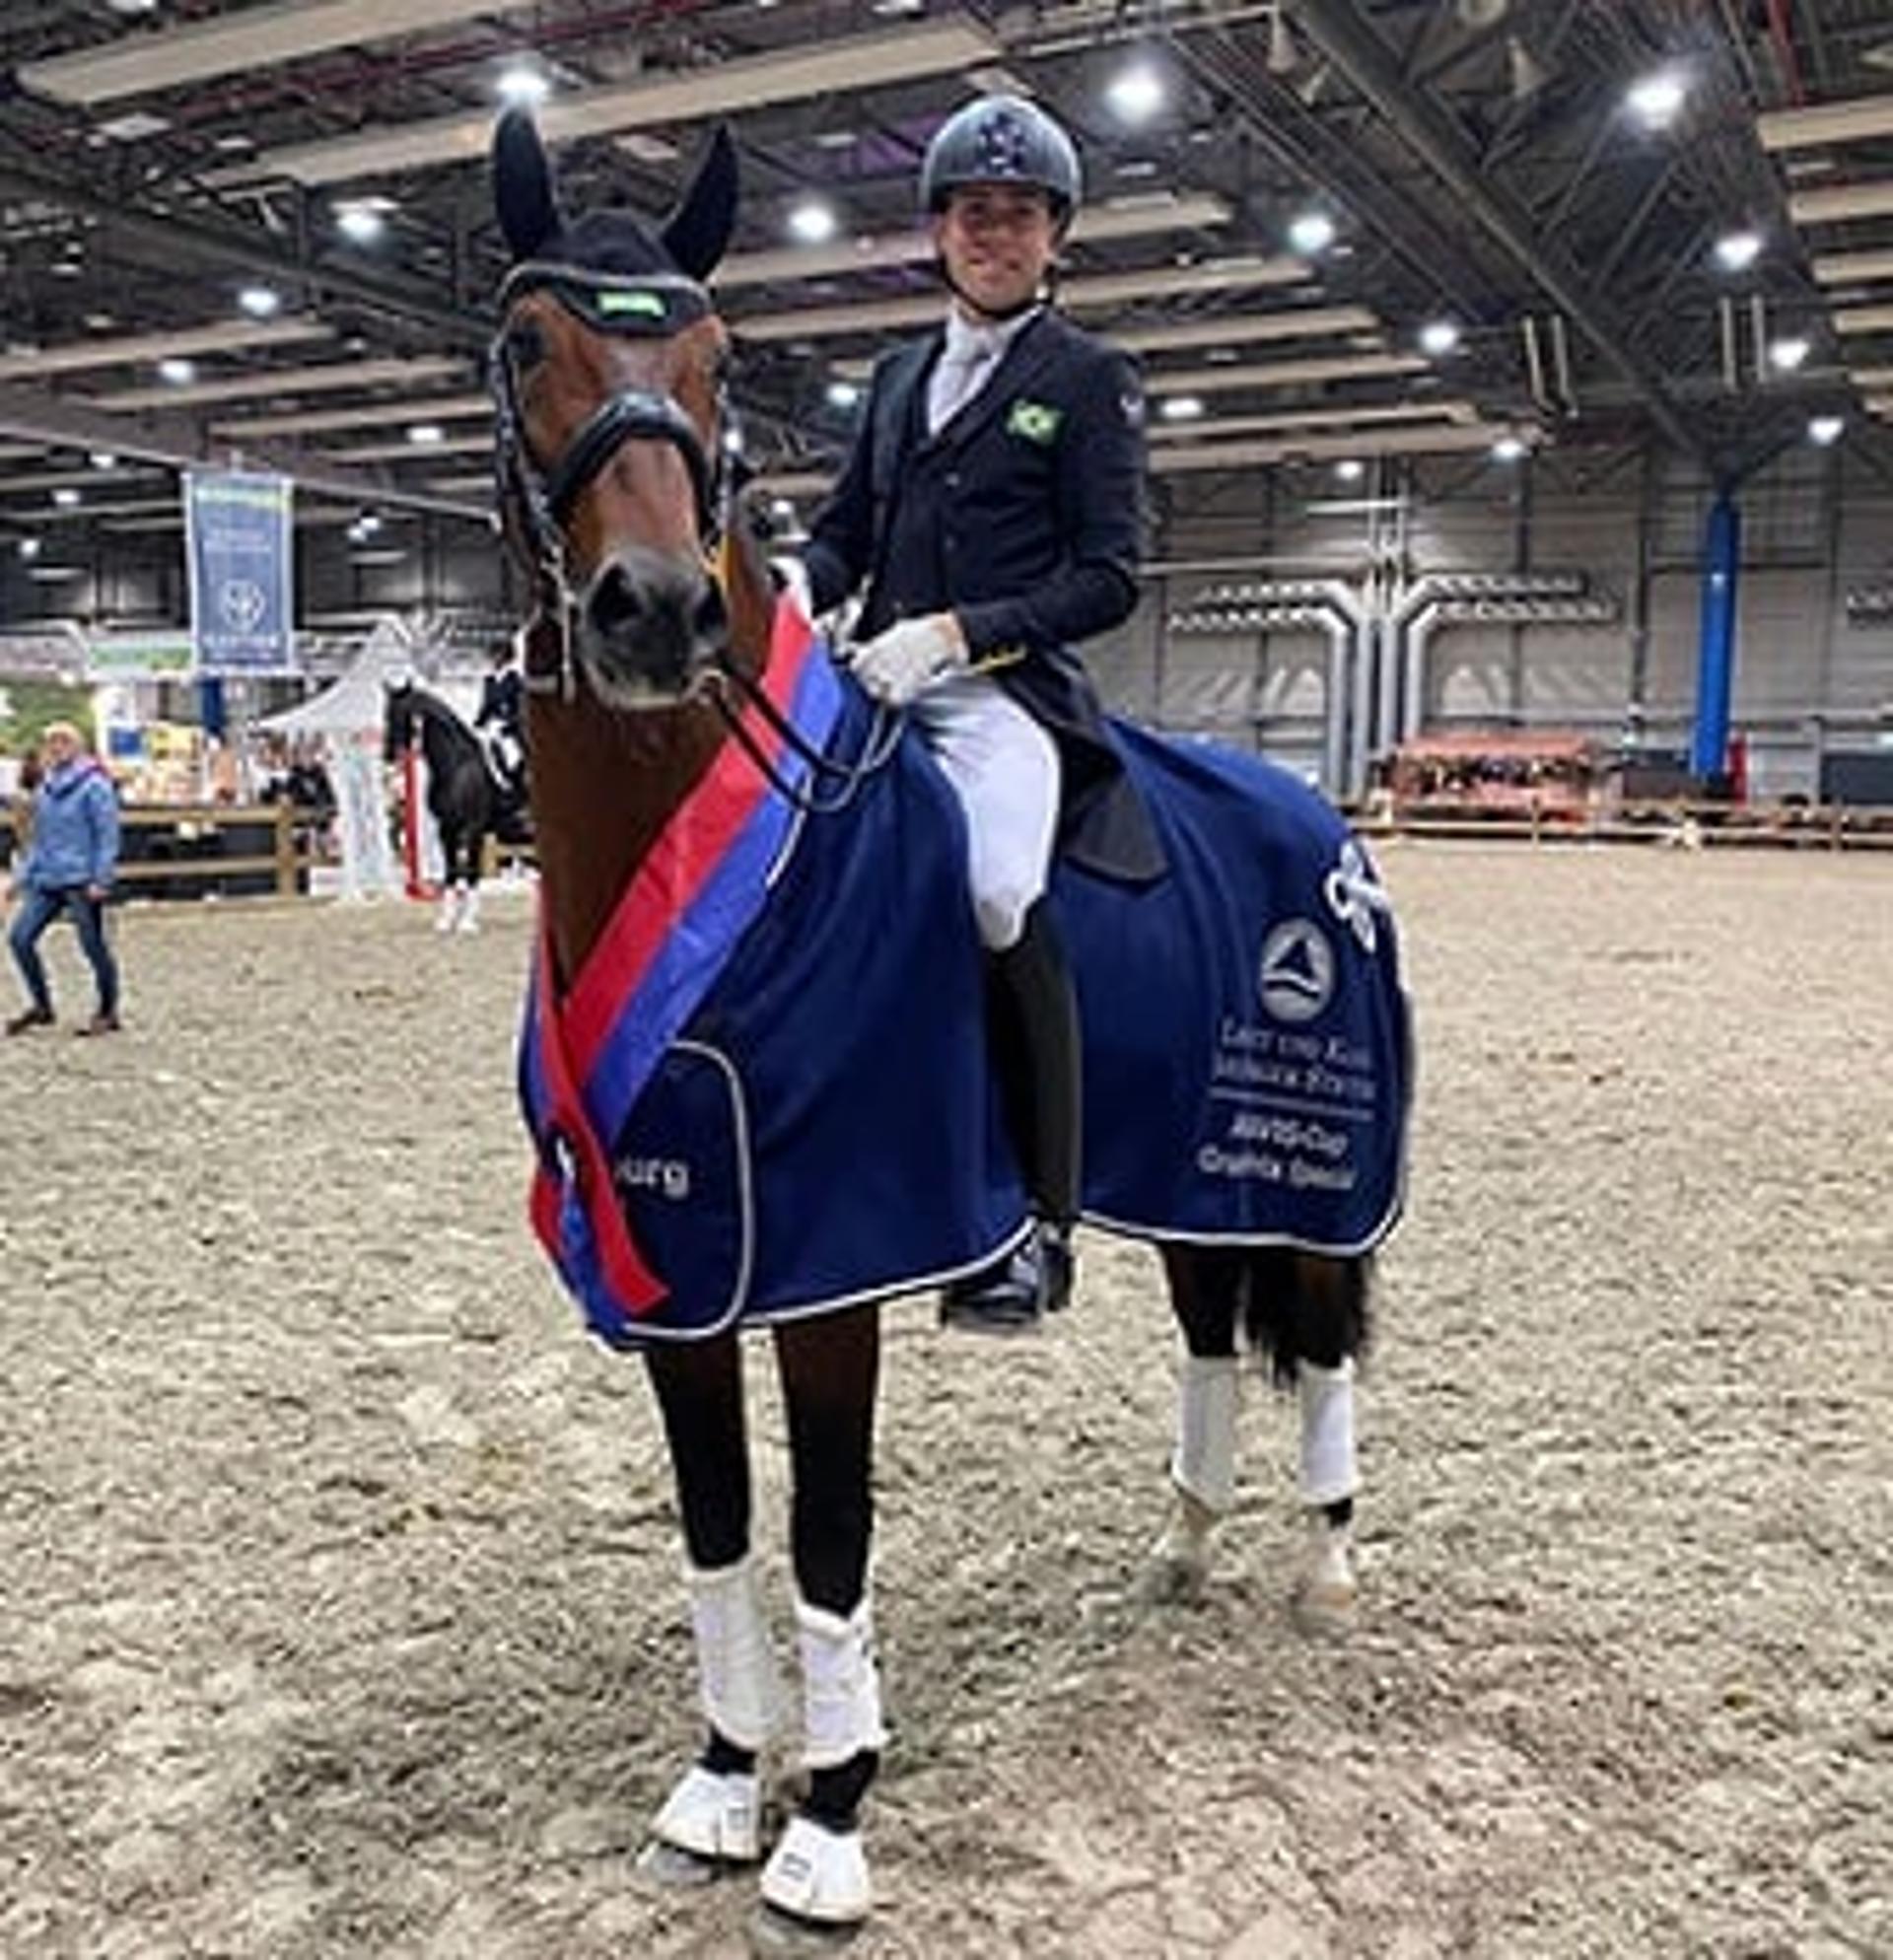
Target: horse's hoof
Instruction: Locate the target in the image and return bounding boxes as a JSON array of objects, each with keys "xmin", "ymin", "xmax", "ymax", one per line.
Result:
[
  {"xmin": 1291, "ymin": 1537, "xmax": 1358, "ymax": 1636},
  {"xmin": 748, "ymin": 1900, "xmax": 867, "ymax": 1957},
  {"xmin": 635, "ymin": 1838, "xmax": 726, "ymax": 1889},
  {"xmin": 1139, "ymin": 1549, "xmax": 1209, "ymax": 1607},
  {"xmin": 754, "ymin": 1815, "xmax": 870, "ymax": 1935},
  {"xmin": 648, "ymin": 1763, "xmax": 764, "ymax": 1864}
]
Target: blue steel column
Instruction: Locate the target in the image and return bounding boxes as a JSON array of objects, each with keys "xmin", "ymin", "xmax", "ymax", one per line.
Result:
[{"xmin": 1690, "ymin": 493, "xmax": 1740, "ymax": 782}]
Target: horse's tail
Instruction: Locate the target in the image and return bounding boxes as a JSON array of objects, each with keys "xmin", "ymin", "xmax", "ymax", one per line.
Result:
[{"xmin": 1237, "ymin": 1246, "xmax": 1373, "ymax": 1384}]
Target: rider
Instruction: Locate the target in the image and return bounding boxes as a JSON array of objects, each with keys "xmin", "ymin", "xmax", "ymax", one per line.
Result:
[
  {"xmin": 794, "ymin": 94, "xmax": 1154, "ymax": 1332},
  {"xmin": 474, "ymin": 639, "xmax": 527, "ymax": 801}
]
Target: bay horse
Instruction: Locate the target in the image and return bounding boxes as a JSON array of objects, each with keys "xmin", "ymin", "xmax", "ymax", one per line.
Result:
[
  {"xmin": 382, "ymin": 677, "xmax": 528, "ymax": 932},
  {"xmin": 488, "ymin": 109, "xmax": 1411, "ymax": 1943}
]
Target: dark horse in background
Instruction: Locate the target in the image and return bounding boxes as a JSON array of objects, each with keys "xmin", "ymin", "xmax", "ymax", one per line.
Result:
[
  {"xmin": 488, "ymin": 109, "xmax": 1411, "ymax": 1944},
  {"xmin": 382, "ymin": 678, "xmax": 530, "ymax": 932}
]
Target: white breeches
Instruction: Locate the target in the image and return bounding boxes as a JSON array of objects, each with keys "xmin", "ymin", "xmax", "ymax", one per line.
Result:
[{"xmin": 907, "ymin": 670, "xmax": 1060, "ymax": 951}]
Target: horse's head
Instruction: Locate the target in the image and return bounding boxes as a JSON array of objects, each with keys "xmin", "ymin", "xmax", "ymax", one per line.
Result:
[
  {"xmin": 491, "ymin": 110, "xmax": 738, "ymax": 710},
  {"xmin": 383, "ymin": 677, "xmax": 416, "ymax": 763}
]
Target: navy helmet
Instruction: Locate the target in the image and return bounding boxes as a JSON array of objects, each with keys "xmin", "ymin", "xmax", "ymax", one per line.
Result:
[{"xmin": 919, "ymin": 95, "xmax": 1082, "ymax": 228}]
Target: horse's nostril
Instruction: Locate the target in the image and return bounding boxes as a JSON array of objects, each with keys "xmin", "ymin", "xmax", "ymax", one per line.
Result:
[
  {"xmin": 692, "ymin": 583, "xmax": 729, "ymax": 645},
  {"xmin": 589, "ymin": 565, "xmax": 643, "ymax": 637}
]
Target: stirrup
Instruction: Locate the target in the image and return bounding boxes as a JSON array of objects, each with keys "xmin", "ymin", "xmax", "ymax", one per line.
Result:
[
  {"xmin": 757, "ymin": 1813, "xmax": 872, "ymax": 1925},
  {"xmin": 939, "ymin": 1225, "xmax": 1073, "ymax": 1334},
  {"xmin": 648, "ymin": 1762, "xmax": 764, "ymax": 1864}
]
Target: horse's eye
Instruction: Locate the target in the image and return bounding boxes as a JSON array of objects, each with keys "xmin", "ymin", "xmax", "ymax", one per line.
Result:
[{"xmin": 506, "ymin": 319, "xmax": 547, "ymax": 372}]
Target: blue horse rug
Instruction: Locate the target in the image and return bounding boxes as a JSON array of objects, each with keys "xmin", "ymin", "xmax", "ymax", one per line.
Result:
[{"xmin": 520, "ymin": 604, "xmax": 1412, "ymax": 1348}]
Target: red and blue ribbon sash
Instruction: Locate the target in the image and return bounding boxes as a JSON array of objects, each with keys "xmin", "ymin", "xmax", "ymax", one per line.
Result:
[{"xmin": 520, "ymin": 599, "xmax": 841, "ymax": 1330}]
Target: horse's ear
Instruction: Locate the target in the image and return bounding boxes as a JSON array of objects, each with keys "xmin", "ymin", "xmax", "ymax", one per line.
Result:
[
  {"xmin": 494, "ymin": 108, "xmax": 562, "ymax": 260},
  {"xmin": 661, "ymin": 123, "xmax": 737, "ymax": 282}
]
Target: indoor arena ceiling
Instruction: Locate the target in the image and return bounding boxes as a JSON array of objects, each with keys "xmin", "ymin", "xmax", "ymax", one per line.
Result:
[{"xmin": 3, "ymin": 0, "xmax": 1893, "ymax": 559}]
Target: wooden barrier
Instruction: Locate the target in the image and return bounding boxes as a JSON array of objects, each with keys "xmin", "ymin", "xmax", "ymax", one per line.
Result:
[
  {"xmin": 0, "ymin": 803, "xmax": 319, "ymax": 899},
  {"xmin": 1351, "ymin": 802, "xmax": 1893, "ymax": 852}
]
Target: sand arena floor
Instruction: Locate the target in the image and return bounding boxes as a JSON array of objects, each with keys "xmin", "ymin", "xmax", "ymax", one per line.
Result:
[{"xmin": 2, "ymin": 843, "xmax": 1888, "ymax": 1958}]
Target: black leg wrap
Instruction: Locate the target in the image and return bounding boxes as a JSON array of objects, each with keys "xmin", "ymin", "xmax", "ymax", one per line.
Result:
[
  {"xmin": 701, "ymin": 1729, "xmax": 756, "ymax": 1776},
  {"xmin": 804, "ymin": 1750, "xmax": 879, "ymax": 1832}
]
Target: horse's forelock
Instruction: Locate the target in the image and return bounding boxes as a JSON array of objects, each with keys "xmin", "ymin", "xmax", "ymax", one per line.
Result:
[{"xmin": 533, "ymin": 208, "xmax": 677, "ymax": 282}]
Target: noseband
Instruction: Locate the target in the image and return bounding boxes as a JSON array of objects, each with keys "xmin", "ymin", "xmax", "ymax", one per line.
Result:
[{"xmin": 490, "ymin": 262, "xmax": 731, "ymax": 696}]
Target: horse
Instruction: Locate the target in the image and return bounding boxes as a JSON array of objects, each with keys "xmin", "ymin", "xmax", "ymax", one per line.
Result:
[
  {"xmin": 382, "ymin": 677, "xmax": 529, "ymax": 932},
  {"xmin": 487, "ymin": 108, "xmax": 1412, "ymax": 1943}
]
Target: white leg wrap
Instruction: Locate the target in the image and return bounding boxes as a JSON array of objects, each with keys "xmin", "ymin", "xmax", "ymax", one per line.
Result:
[
  {"xmin": 1171, "ymin": 1353, "xmax": 1239, "ymax": 1515},
  {"xmin": 686, "ymin": 1556, "xmax": 784, "ymax": 1752},
  {"xmin": 649, "ymin": 1763, "xmax": 763, "ymax": 1862},
  {"xmin": 795, "ymin": 1596, "xmax": 886, "ymax": 1771},
  {"xmin": 1298, "ymin": 1359, "xmax": 1358, "ymax": 1508},
  {"xmin": 456, "ymin": 885, "xmax": 481, "ymax": 933},
  {"xmin": 759, "ymin": 1813, "xmax": 872, "ymax": 1925}
]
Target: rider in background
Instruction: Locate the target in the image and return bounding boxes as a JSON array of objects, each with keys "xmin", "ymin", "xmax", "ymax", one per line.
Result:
[
  {"xmin": 475, "ymin": 639, "xmax": 527, "ymax": 801},
  {"xmin": 794, "ymin": 95, "xmax": 1155, "ymax": 1332}
]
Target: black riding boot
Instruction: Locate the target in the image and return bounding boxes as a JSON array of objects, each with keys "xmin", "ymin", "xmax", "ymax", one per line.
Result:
[{"xmin": 942, "ymin": 900, "xmax": 1082, "ymax": 1334}]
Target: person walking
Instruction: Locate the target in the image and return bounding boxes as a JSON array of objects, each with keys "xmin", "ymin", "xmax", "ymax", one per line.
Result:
[
  {"xmin": 794, "ymin": 94, "xmax": 1161, "ymax": 1331},
  {"xmin": 5, "ymin": 721, "xmax": 122, "ymax": 1037}
]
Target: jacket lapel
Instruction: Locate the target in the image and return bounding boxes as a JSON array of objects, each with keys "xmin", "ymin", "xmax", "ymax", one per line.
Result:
[
  {"xmin": 933, "ymin": 311, "xmax": 1061, "ymax": 454},
  {"xmin": 873, "ymin": 335, "xmax": 939, "ymax": 491}
]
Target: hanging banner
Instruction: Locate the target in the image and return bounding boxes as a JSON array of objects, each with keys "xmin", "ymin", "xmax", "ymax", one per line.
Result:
[{"xmin": 184, "ymin": 469, "xmax": 297, "ymax": 674}]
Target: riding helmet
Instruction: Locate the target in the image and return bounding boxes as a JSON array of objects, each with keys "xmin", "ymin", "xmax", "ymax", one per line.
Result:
[{"xmin": 919, "ymin": 95, "xmax": 1082, "ymax": 228}]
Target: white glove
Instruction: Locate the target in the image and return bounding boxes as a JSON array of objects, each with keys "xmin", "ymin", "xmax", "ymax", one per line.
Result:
[
  {"xmin": 769, "ymin": 555, "xmax": 813, "ymax": 624},
  {"xmin": 847, "ymin": 613, "xmax": 967, "ymax": 707}
]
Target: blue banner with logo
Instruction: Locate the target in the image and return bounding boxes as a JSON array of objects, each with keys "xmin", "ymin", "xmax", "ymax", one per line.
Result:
[{"xmin": 184, "ymin": 469, "xmax": 296, "ymax": 673}]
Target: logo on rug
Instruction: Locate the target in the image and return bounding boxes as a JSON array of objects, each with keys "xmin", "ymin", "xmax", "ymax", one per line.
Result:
[
  {"xmin": 1258, "ymin": 919, "xmax": 1334, "ymax": 1023},
  {"xmin": 1322, "ymin": 838, "xmax": 1391, "ymax": 952}
]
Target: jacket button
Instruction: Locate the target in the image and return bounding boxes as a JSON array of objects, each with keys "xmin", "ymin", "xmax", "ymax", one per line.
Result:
[{"xmin": 945, "ymin": 472, "xmax": 960, "ymax": 489}]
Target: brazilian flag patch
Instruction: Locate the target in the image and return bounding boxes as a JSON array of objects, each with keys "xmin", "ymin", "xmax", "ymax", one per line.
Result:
[{"xmin": 1006, "ymin": 398, "xmax": 1063, "ymax": 445}]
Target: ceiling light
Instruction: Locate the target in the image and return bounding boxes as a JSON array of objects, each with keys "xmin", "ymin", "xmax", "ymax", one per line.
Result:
[
  {"xmin": 497, "ymin": 65, "xmax": 550, "ymax": 106},
  {"xmin": 1714, "ymin": 231, "xmax": 1762, "ymax": 273},
  {"xmin": 1627, "ymin": 69, "xmax": 1687, "ymax": 130},
  {"xmin": 88, "ymin": 452, "xmax": 117, "ymax": 470},
  {"xmin": 1808, "ymin": 414, "xmax": 1845, "ymax": 446},
  {"xmin": 106, "ymin": 0, "xmax": 159, "ymax": 14},
  {"xmin": 1107, "ymin": 61, "xmax": 1165, "ymax": 125},
  {"xmin": 788, "ymin": 199, "xmax": 839, "ymax": 245},
  {"xmin": 52, "ymin": 488, "xmax": 82, "ymax": 508},
  {"xmin": 158, "ymin": 357, "xmax": 196, "ymax": 385},
  {"xmin": 1288, "ymin": 210, "xmax": 1336, "ymax": 256},
  {"xmin": 406, "ymin": 423, "xmax": 445, "ymax": 446},
  {"xmin": 17, "ymin": 537, "xmax": 41, "ymax": 560},
  {"xmin": 824, "ymin": 380, "xmax": 862, "ymax": 410},
  {"xmin": 1419, "ymin": 319, "xmax": 1461, "ymax": 356},
  {"xmin": 1769, "ymin": 335, "xmax": 1810, "ymax": 371},
  {"xmin": 1160, "ymin": 396, "xmax": 1206, "ymax": 421},
  {"xmin": 1491, "ymin": 436, "xmax": 1527, "ymax": 462},
  {"xmin": 1335, "ymin": 458, "xmax": 1365, "ymax": 481},
  {"xmin": 96, "ymin": 110, "xmax": 170, "ymax": 142},
  {"xmin": 335, "ymin": 202, "xmax": 387, "ymax": 245},
  {"xmin": 239, "ymin": 285, "xmax": 282, "ymax": 317},
  {"xmin": 769, "ymin": 498, "xmax": 797, "ymax": 522}
]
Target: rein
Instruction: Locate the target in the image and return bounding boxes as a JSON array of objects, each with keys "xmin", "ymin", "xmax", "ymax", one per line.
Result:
[{"xmin": 494, "ymin": 257, "xmax": 903, "ymax": 817}]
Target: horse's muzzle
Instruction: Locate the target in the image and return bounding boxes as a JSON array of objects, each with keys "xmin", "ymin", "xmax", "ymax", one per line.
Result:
[{"xmin": 577, "ymin": 545, "xmax": 728, "ymax": 707}]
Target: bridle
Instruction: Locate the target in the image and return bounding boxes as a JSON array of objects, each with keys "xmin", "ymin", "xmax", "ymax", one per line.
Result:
[
  {"xmin": 491, "ymin": 261, "xmax": 732, "ymax": 703},
  {"xmin": 490, "ymin": 257, "xmax": 900, "ymax": 814}
]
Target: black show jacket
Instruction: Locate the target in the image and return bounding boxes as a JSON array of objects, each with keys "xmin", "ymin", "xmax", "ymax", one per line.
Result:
[{"xmin": 803, "ymin": 308, "xmax": 1164, "ymax": 882}]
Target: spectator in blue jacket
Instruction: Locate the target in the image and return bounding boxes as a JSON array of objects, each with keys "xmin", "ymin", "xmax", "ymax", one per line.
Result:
[{"xmin": 6, "ymin": 722, "xmax": 121, "ymax": 1036}]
